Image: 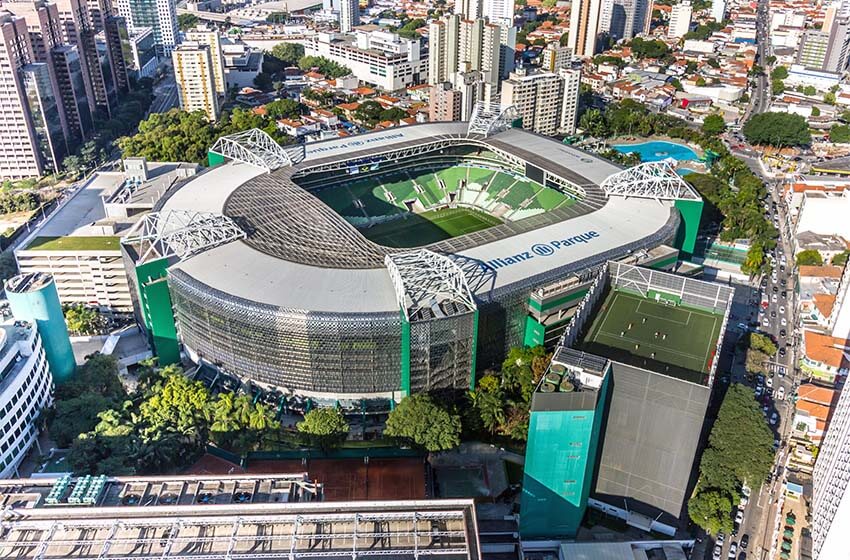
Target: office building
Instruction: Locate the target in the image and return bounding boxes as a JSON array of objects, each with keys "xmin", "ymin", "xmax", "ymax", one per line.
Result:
[
  {"xmin": 798, "ymin": 30, "xmax": 831, "ymax": 70},
  {"xmin": 0, "ymin": 12, "xmax": 54, "ymax": 178},
  {"xmin": 125, "ymin": 26, "xmax": 157, "ymax": 78},
  {"xmin": 304, "ymin": 29, "xmax": 424, "ymax": 91},
  {"xmin": 429, "ymin": 67, "xmax": 488, "ymax": 122},
  {"xmin": 221, "ymin": 40, "xmax": 264, "ymax": 90},
  {"xmin": 185, "ymin": 25, "xmax": 225, "ymax": 94},
  {"xmin": 6, "ymin": 272, "xmax": 74, "ymax": 383},
  {"xmin": 429, "ymin": 15, "xmax": 502, "ymax": 89},
  {"xmin": 812, "ymin": 382, "xmax": 850, "ymax": 559},
  {"xmin": 117, "ymin": 0, "xmax": 178, "ymax": 56},
  {"xmin": 711, "ymin": 0, "xmax": 725, "ymax": 22},
  {"xmin": 20, "ymin": 63, "xmax": 67, "ymax": 172},
  {"xmin": 568, "ymin": 0, "xmax": 603, "ymax": 57},
  {"xmin": 500, "ymin": 66, "xmax": 581, "ymax": 136},
  {"xmin": 339, "ymin": 0, "xmax": 358, "ymax": 32},
  {"xmin": 0, "ymin": 307, "xmax": 55, "ymax": 478},
  {"xmin": 172, "ymin": 42, "xmax": 220, "ymax": 121},
  {"xmin": 541, "ymin": 41, "xmax": 571, "ymax": 72},
  {"xmin": 826, "ymin": 16, "xmax": 850, "ymax": 73},
  {"xmin": 667, "ymin": 1, "xmax": 692, "ymax": 39}
]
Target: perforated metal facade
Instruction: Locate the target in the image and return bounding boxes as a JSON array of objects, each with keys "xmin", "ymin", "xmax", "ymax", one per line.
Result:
[{"xmin": 168, "ymin": 270, "xmax": 403, "ymax": 394}]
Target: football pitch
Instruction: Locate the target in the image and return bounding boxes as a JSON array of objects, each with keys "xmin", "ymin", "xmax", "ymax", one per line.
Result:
[
  {"xmin": 580, "ymin": 289, "xmax": 722, "ymax": 381},
  {"xmin": 361, "ymin": 207, "xmax": 502, "ymax": 248}
]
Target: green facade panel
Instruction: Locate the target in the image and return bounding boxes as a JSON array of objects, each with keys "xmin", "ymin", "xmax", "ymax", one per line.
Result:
[
  {"xmin": 674, "ymin": 199, "xmax": 704, "ymax": 258},
  {"xmin": 470, "ymin": 309, "xmax": 479, "ymax": 390},
  {"xmin": 520, "ymin": 374, "xmax": 610, "ymax": 538},
  {"xmin": 400, "ymin": 312, "xmax": 411, "ymax": 396},
  {"xmin": 523, "ymin": 316, "xmax": 546, "ymax": 347},
  {"xmin": 208, "ymin": 151, "xmax": 226, "ymax": 167},
  {"xmin": 135, "ymin": 258, "xmax": 180, "ymax": 365}
]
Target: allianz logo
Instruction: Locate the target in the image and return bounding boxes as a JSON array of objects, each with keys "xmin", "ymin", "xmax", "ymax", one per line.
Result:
[{"xmin": 483, "ymin": 231, "xmax": 601, "ymax": 270}]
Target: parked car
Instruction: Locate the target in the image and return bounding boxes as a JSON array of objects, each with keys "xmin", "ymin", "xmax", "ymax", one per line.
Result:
[
  {"xmin": 770, "ymin": 412, "xmax": 779, "ymax": 425},
  {"xmin": 728, "ymin": 542, "xmax": 738, "ymax": 558},
  {"xmin": 779, "ymin": 306, "xmax": 786, "ymax": 314},
  {"xmin": 779, "ymin": 347, "xmax": 787, "ymax": 357},
  {"xmin": 741, "ymin": 534, "xmax": 749, "ymax": 549},
  {"xmin": 778, "ymin": 386, "xmax": 785, "ymax": 400},
  {"xmin": 766, "ymin": 376, "xmax": 773, "ymax": 388}
]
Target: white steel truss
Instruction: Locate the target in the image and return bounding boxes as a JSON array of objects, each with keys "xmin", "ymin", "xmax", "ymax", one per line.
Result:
[
  {"xmin": 467, "ymin": 102, "xmax": 519, "ymax": 137},
  {"xmin": 122, "ymin": 210, "xmax": 246, "ymax": 264},
  {"xmin": 385, "ymin": 250, "xmax": 477, "ymax": 321},
  {"xmin": 600, "ymin": 161, "xmax": 701, "ymax": 201},
  {"xmin": 209, "ymin": 129, "xmax": 305, "ymax": 172}
]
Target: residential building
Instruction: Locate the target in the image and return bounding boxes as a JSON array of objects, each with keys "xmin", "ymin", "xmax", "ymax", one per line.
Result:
[
  {"xmin": 339, "ymin": 0, "xmax": 358, "ymax": 32},
  {"xmin": 568, "ymin": 0, "xmax": 603, "ymax": 57},
  {"xmin": 798, "ymin": 30, "xmax": 831, "ymax": 70},
  {"xmin": 800, "ymin": 329, "xmax": 850, "ymax": 384},
  {"xmin": 117, "ymin": 0, "xmax": 178, "ymax": 56},
  {"xmin": 500, "ymin": 66, "xmax": 581, "ymax": 135},
  {"xmin": 541, "ymin": 41, "xmax": 571, "ymax": 72},
  {"xmin": 711, "ymin": 0, "xmax": 724, "ymax": 22},
  {"xmin": 15, "ymin": 158, "xmax": 198, "ymax": 313},
  {"xmin": 483, "ymin": 0, "xmax": 514, "ymax": 25},
  {"xmin": 429, "ymin": 67, "xmax": 487, "ymax": 122},
  {"xmin": 600, "ymin": 0, "xmax": 650, "ymax": 42},
  {"xmin": 185, "ymin": 25, "xmax": 225, "ymax": 94},
  {"xmin": 304, "ymin": 29, "xmax": 424, "ymax": 92},
  {"xmin": 172, "ymin": 42, "xmax": 219, "ymax": 121},
  {"xmin": 454, "ymin": 0, "xmax": 481, "ymax": 19},
  {"xmin": 428, "ymin": 15, "xmax": 501, "ymax": 89},
  {"xmin": 221, "ymin": 40, "xmax": 263, "ymax": 90},
  {"xmin": 794, "ymin": 383, "xmax": 838, "ymax": 445},
  {"xmin": 826, "ymin": 16, "xmax": 850, "ymax": 73},
  {"xmin": 124, "ymin": 26, "xmax": 157, "ymax": 78},
  {"xmin": 667, "ymin": 1, "xmax": 692, "ymax": 39},
  {"xmin": 812, "ymin": 381, "xmax": 850, "ymax": 559},
  {"xmin": 0, "ymin": 295, "xmax": 55, "ymax": 478}
]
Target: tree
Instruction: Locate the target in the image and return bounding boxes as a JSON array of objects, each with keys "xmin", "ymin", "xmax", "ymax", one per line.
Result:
[
  {"xmin": 770, "ymin": 66, "xmax": 788, "ymax": 80},
  {"xmin": 298, "ymin": 55, "xmax": 351, "ymax": 78},
  {"xmin": 832, "ymin": 250, "xmax": 850, "ymax": 266},
  {"xmin": 825, "ymin": 91, "xmax": 837, "ymax": 105},
  {"xmin": 58, "ymin": 354, "xmax": 126, "ymax": 402},
  {"xmin": 210, "ymin": 393, "xmax": 280, "ymax": 453},
  {"xmin": 559, "ymin": 32, "xmax": 569, "ymax": 46},
  {"xmin": 380, "ymin": 107, "xmax": 408, "ymax": 122},
  {"xmin": 630, "ymin": 37, "xmax": 669, "ymax": 59},
  {"xmin": 745, "ymin": 349, "xmax": 769, "ymax": 375},
  {"xmin": 354, "ymin": 100, "xmax": 385, "ymax": 125},
  {"xmin": 63, "ymin": 304, "xmax": 108, "ymax": 335},
  {"xmin": 264, "ymin": 98, "xmax": 305, "ymax": 120},
  {"xmin": 688, "ymin": 489, "xmax": 734, "ymax": 536},
  {"xmin": 771, "ymin": 79, "xmax": 785, "ymax": 96},
  {"xmin": 696, "ymin": 76, "xmax": 707, "ymax": 87},
  {"xmin": 796, "ymin": 249, "xmax": 823, "ymax": 266},
  {"xmin": 177, "ymin": 13, "xmax": 198, "ymax": 31},
  {"xmin": 297, "ymin": 407, "xmax": 350, "ymax": 449},
  {"xmin": 742, "ymin": 112, "xmax": 811, "ymax": 147},
  {"xmin": 49, "ymin": 393, "xmax": 117, "ymax": 447},
  {"xmin": 137, "ymin": 368, "xmax": 211, "ymax": 443},
  {"xmin": 803, "ymin": 85, "xmax": 817, "ymax": 96},
  {"xmin": 470, "ymin": 375, "xmax": 506, "ymax": 434},
  {"xmin": 811, "ymin": 106, "xmax": 821, "ymax": 117},
  {"xmin": 266, "ymin": 11, "xmax": 288, "ymax": 23},
  {"xmin": 670, "ymin": 77, "xmax": 683, "ymax": 91},
  {"xmin": 0, "ymin": 251, "xmax": 17, "ymax": 286},
  {"xmin": 702, "ymin": 114, "xmax": 726, "ymax": 135},
  {"xmin": 384, "ymin": 394, "xmax": 461, "ymax": 452},
  {"xmin": 749, "ymin": 332, "xmax": 777, "ymax": 356},
  {"xmin": 270, "ymin": 42, "xmax": 304, "ymax": 66},
  {"xmin": 578, "ymin": 108, "xmax": 608, "ymax": 137},
  {"xmin": 396, "ymin": 18, "xmax": 425, "ymax": 39},
  {"xmin": 253, "ymin": 72, "xmax": 273, "ymax": 91},
  {"xmin": 830, "ymin": 124, "xmax": 850, "ymax": 143}
]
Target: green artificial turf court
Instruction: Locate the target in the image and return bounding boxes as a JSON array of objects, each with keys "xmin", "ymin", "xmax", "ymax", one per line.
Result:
[
  {"xmin": 580, "ymin": 289, "xmax": 722, "ymax": 381},
  {"xmin": 361, "ymin": 207, "xmax": 502, "ymax": 248}
]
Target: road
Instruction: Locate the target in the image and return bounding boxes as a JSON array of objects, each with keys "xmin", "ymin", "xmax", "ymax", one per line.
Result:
[
  {"xmin": 742, "ymin": 0, "xmax": 770, "ymax": 122},
  {"xmin": 149, "ymin": 79, "xmax": 180, "ymax": 114}
]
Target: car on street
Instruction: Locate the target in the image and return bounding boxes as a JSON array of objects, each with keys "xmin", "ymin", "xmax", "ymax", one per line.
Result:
[
  {"xmin": 767, "ymin": 376, "xmax": 773, "ymax": 388},
  {"xmin": 779, "ymin": 347, "xmax": 787, "ymax": 358},
  {"xmin": 762, "ymin": 404, "xmax": 769, "ymax": 414},
  {"xmin": 755, "ymin": 385, "xmax": 764, "ymax": 398},
  {"xmin": 770, "ymin": 412, "xmax": 779, "ymax": 425},
  {"xmin": 778, "ymin": 386, "xmax": 785, "ymax": 400},
  {"xmin": 741, "ymin": 534, "xmax": 749, "ymax": 549},
  {"xmin": 762, "ymin": 318, "xmax": 770, "ymax": 328},
  {"xmin": 780, "ymin": 328, "xmax": 787, "ymax": 338},
  {"xmin": 779, "ymin": 306, "xmax": 785, "ymax": 314},
  {"xmin": 728, "ymin": 542, "xmax": 738, "ymax": 558},
  {"xmin": 717, "ymin": 533, "xmax": 725, "ymax": 545},
  {"xmin": 772, "ymin": 286, "xmax": 778, "ymax": 293},
  {"xmin": 713, "ymin": 546, "xmax": 722, "ymax": 560},
  {"xmin": 781, "ymin": 317, "xmax": 787, "ymax": 327},
  {"xmin": 771, "ymin": 310, "xmax": 777, "ymax": 318},
  {"xmin": 782, "ymin": 291, "xmax": 787, "ymax": 299},
  {"xmin": 772, "ymin": 294, "xmax": 777, "ymax": 303}
]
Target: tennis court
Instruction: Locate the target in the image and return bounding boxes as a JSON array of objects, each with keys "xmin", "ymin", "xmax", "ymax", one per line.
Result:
[
  {"xmin": 580, "ymin": 289, "xmax": 722, "ymax": 379},
  {"xmin": 362, "ymin": 207, "xmax": 502, "ymax": 248}
]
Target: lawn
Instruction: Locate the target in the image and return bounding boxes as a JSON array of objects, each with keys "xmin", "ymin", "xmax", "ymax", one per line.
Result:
[
  {"xmin": 27, "ymin": 236, "xmax": 120, "ymax": 251},
  {"xmin": 361, "ymin": 207, "xmax": 502, "ymax": 248},
  {"xmin": 579, "ymin": 289, "xmax": 722, "ymax": 383}
]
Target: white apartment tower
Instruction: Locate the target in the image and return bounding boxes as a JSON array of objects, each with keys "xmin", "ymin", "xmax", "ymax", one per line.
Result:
[
  {"xmin": 711, "ymin": 0, "xmax": 725, "ymax": 22},
  {"xmin": 500, "ymin": 66, "xmax": 581, "ymax": 136},
  {"xmin": 568, "ymin": 0, "xmax": 603, "ymax": 57},
  {"xmin": 812, "ymin": 382, "xmax": 850, "ymax": 559},
  {"xmin": 185, "ymin": 25, "xmax": 225, "ymax": 94},
  {"xmin": 667, "ymin": 0, "xmax": 692, "ymax": 39},
  {"xmin": 541, "ymin": 41, "xmax": 571, "ymax": 72},
  {"xmin": 429, "ymin": 15, "xmax": 502, "ymax": 89},
  {"xmin": 455, "ymin": 0, "xmax": 481, "ymax": 19},
  {"xmin": 339, "ymin": 0, "xmax": 359, "ymax": 32},
  {"xmin": 116, "ymin": 0, "xmax": 178, "ymax": 56},
  {"xmin": 172, "ymin": 42, "xmax": 220, "ymax": 121},
  {"xmin": 483, "ymin": 0, "xmax": 514, "ymax": 25}
]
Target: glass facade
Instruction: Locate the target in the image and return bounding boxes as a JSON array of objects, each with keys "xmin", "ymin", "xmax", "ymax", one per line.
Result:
[{"xmin": 20, "ymin": 64, "xmax": 65, "ymax": 173}]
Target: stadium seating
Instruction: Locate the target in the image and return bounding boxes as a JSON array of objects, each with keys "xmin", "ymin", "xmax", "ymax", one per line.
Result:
[{"xmin": 312, "ymin": 163, "xmax": 574, "ymax": 222}]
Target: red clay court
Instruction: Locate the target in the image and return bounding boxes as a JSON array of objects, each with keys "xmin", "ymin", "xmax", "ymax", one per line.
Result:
[{"xmin": 187, "ymin": 454, "xmax": 427, "ymax": 501}]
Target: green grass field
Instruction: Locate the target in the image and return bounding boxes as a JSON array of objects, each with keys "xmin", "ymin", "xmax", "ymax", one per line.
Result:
[
  {"xmin": 580, "ymin": 289, "xmax": 722, "ymax": 383},
  {"xmin": 362, "ymin": 207, "xmax": 502, "ymax": 248}
]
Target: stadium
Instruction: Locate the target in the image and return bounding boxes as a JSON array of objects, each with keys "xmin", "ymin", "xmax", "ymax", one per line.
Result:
[{"xmin": 122, "ymin": 107, "xmax": 705, "ymax": 409}]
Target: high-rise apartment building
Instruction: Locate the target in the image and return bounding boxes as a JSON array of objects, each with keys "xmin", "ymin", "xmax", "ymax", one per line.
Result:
[
  {"xmin": 0, "ymin": 11, "xmax": 60, "ymax": 178},
  {"xmin": 117, "ymin": 0, "xmax": 177, "ymax": 56},
  {"xmin": 429, "ymin": 67, "xmax": 488, "ymax": 122},
  {"xmin": 541, "ymin": 41, "xmax": 571, "ymax": 72},
  {"xmin": 600, "ymin": 0, "xmax": 640, "ymax": 42},
  {"xmin": 826, "ymin": 16, "xmax": 850, "ymax": 73},
  {"xmin": 500, "ymin": 66, "xmax": 581, "ymax": 136},
  {"xmin": 185, "ymin": 25, "xmax": 225, "ymax": 94},
  {"xmin": 568, "ymin": 0, "xmax": 603, "ymax": 57},
  {"xmin": 483, "ymin": 0, "xmax": 513, "ymax": 24},
  {"xmin": 711, "ymin": 0, "xmax": 725, "ymax": 21},
  {"xmin": 339, "ymin": 0, "xmax": 358, "ymax": 32},
  {"xmin": 454, "ymin": 0, "xmax": 481, "ymax": 19},
  {"xmin": 428, "ymin": 14, "xmax": 501, "ymax": 89},
  {"xmin": 812, "ymin": 382, "xmax": 850, "ymax": 559},
  {"xmin": 667, "ymin": 0, "xmax": 692, "ymax": 39},
  {"xmin": 172, "ymin": 42, "xmax": 219, "ymax": 121}
]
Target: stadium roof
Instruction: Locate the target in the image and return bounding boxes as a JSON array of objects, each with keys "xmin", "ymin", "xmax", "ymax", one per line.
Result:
[{"xmin": 158, "ymin": 124, "xmax": 682, "ymax": 312}]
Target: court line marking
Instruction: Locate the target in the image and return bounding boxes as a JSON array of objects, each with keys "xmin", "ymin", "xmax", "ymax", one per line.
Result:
[{"xmin": 635, "ymin": 299, "xmax": 692, "ymax": 326}]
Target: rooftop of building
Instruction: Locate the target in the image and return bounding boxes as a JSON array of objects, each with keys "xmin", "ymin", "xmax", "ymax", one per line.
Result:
[
  {"xmin": 5, "ymin": 271, "xmax": 54, "ymax": 293},
  {"xmin": 797, "ymin": 382, "xmax": 837, "ymax": 406},
  {"xmin": 0, "ymin": 320, "xmax": 36, "ymax": 393},
  {"xmin": 803, "ymin": 329, "xmax": 850, "ymax": 368}
]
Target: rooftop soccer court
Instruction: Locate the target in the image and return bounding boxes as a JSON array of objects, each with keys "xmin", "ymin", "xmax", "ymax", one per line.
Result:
[{"xmin": 579, "ymin": 288, "xmax": 723, "ymax": 384}]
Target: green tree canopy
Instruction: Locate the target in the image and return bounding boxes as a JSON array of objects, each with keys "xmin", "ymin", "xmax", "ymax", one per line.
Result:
[
  {"xmin": 264, "ymin": 98, "xmax": 305, "ymax": 120},
  {"xmin": 630, "ymin": 37, "xmax": 669, "ymax": 59},
  {"xmin": 770, "ymin": 66, "xmax": 788, "ymax": 80},
  {"xmin": 830, "ymin": 124, "xmax": 850, "ymax": 143},
  {"xmin": 177, "ymin": 13, "xmax": 198, "ymax": 31},
  {"xmin": 742, "ymin": 112, "xmax": 811, "ymax": 147},
  {"xmin": 688, "ymin": 489, "xmax": 734, "ymax": 536},
  {"xmin": 749, "ymin": 332, "xmax": 777, "ymax": 356},
  {"xmin": 270, "ymin": 42, "xmax": 305, "ymax": 66},
  {"xmin": 702, "ymin": 114, "xmax": 726, "ymax": 136},
  {"xmin": 832, "ymin": 250, "xmax": 850, "ymax": 266},
  {"xmin": 49, "ymin": 393, "xmax": 117, "ymax": 447},
  {"xmin": 297, "ymin": 407, "xmax": 350, "ymax": 449},
  {"xmin": 385, "ymin": 394, "xmax": 461, "ymax": 451},
  {"xmin": 397, "ymin": 18, "xmax": 425, "ymax": 39},
  {"xmin": 298, "ymin": 55, "xmax": 351, "ymax": 78},
  {"xmin": 63, "ymin": 304, "xmax": 108, "ymax": 335},
  {"xmin": 210, "ymin": 393, "xmax": 279, "ymax": 454},
  {"xmin": 796, "ymin": 249, "xmax": 823, "ymax": 266}
]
